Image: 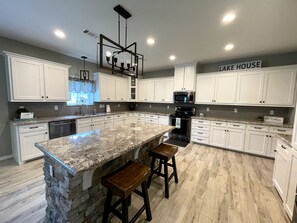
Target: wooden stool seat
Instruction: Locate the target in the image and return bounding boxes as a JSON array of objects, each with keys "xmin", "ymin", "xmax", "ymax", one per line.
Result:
[
  {"xmin": 147, "ymin": 143, "xmax": 179, "ymax": 199},
  {"xmin": 102, "ymin": 161, "xmax": 152, "ymax": 223},
  {"xmin": 149, "ymin": 144, "xmax": 178, "ymax": 161},
  {"xmin": 102, "ymin": 161, "xmax": 150, "ymax": 199}
]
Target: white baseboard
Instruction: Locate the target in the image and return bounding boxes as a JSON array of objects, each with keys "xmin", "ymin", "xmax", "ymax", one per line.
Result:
[{"xmin": 0, "ymin": 154, "xmax": 13, "ymax": 161}]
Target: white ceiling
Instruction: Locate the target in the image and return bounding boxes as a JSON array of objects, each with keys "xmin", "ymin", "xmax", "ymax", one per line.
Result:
[{"xmin": 0, "ymin": 0, "xmax": 297, "ymax": 71}]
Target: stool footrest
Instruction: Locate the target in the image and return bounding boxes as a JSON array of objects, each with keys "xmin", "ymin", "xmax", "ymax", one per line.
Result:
[{"xmin": 130, "ymin": 205, "xmax": 146, "ymax": 223}]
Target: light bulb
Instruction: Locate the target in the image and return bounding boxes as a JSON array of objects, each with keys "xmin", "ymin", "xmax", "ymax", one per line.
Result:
[{"xmin": 106, "ymin": 51, "xmax": 112, "ymax": 57}]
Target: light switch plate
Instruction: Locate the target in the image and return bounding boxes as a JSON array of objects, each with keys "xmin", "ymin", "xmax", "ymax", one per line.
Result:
[
  {"xmin": 206, "ymin": 107, "xmax": 210, "ymax": 112},
  {"xmin": 270, "ymin": 110, "xmax": 274, "ymax": 115},
  {"xmin": 234, "ymin": 108, "xmax": 238, "ymax": 113},
  {"xmin": 54, "ymin": 105, "xmax": 58, "ymax": 110}
]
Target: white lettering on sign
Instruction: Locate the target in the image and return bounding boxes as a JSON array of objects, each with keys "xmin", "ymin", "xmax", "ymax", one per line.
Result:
[{"xmin": 218, "ymin": 60, "xmax": 262, "ymax": 72}]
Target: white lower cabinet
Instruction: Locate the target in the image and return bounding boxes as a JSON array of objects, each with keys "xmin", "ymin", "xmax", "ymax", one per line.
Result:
[
  {"xmin": 245, "ymin": 131, "xmax": 268, "ymax": 155},
  {"xmin": 210, "ymin": 127, "xmax": 226, "ymax": 147},
  {"xmin": 11, "ymin": 123, "xmax": 48, "ymax": 165},
  {"xmin": 273, "ymin": 140, "xmax": 292, "ymax": 201},
  {"xmin": 284, "ymin": 148, "xmax": 297, "ymax": 220},
  {"xmin": 225, "ymin": 128, "xmax": 245, "ymax": 151}
]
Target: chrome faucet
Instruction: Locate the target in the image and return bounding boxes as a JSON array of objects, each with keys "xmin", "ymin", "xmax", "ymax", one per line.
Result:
[{"xmin": 79, "ymin": 103, "xmax": 88, "ymax": 116}]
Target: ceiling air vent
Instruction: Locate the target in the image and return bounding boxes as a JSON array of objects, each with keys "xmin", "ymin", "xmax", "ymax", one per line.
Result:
[{"xmin": 83, "ymin": 29, "xmax": 99, "ymax": 38}]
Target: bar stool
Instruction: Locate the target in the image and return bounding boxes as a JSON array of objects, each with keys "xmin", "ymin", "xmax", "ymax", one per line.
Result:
[
  {"xmin": 101, "ymin": 161, "xmax": 152, "ymax": 223},
  {"xmin": 147, "ymin": 143, "xmax": 178, "ymax": 198}
]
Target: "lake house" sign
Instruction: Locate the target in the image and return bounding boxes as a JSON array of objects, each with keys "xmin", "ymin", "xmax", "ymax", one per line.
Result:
[{"xmin": 219, "ymin": 60, "xmax": 262, "ymax": 72}]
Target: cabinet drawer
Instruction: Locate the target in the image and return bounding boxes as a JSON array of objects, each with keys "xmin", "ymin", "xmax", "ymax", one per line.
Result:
[
  {"xmin": 124, "ymin": 113, "xmax": 133, "ymax": 117},
  {"xmin": 146, "ymin": 118, "xmax": 159, "ymax": 124},
  {"xmin": 76, "ymin": 118, "xmax": 92, "ymax": 125},
  {"xmin": 92, "ymin": 116, "xmax": 105, "ymax": 122},
  {"xmin": 191, "ymin": 129, "xmax": 209, "ymax": 137},
  {"xmin": 277, "ymin": 140, "xmax": 291, "ymax": 157},
  {"xmin": 247, "ymin": 125, "xmax": 269, "ymax": 132},
  {"xmin": 192, "ymin": 119, "xmax": 210, "ymax": 125},
  {"xmin": 269, "ymin": 127, "xmax": 293, "ymax": 135},
  {"xmin": 211, "ymin": 121, "xmax": 227, "ymax": 127},
  {"xmin": 104, "ymin": 115, "xmax": 114, "ymax": 120},
  {"xmin": 113, "ymin": 114, "xmax": 124, "ymax": 119},
  {"xmin": 146, "ymin": 114, "xmax": 158, "ymax": 119},
  {"xmin": 19, "ymin": 123, "xmax": 48, "ymax": 133},
  {"xmin": 134, "ymin": 113, "xmax": 145, "ymax": 117},
  {"xmin": 192, "ymin": 125, "xmax": 210, "ymax": 131},
  {"xmin": 191, "ymin": 136, "xmax": 209, "ymax": 144},
  {"xmin": 227, "ymin": 122, "xmax": 246, "ymax": 130},
  {"xmin": 136, "ymin": 117, "xmax": 146, "ymax": 122}
]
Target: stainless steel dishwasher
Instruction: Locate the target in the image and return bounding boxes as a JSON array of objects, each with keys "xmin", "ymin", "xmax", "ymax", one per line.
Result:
[{"xmin": 49, "ymin": 119, "xmax": 76, "ymax": 139}]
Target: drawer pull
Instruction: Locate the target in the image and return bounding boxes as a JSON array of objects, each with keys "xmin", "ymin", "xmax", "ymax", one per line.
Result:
[
  {"xmin": 198, "ymin": 126, "xmax": 203, "ymax": 128},
  {"xmin": 29, "ymin": 126, "xmax": 39, "ymax": 129},
  {"xmin": 254, "ymin": 127, "xmax": 262, "ymax": 129},
  {"xmin": 216, "ymin": 123, "xmax": 222, "ymax": 125},
  {"xmin": 281, "ymin": 145, "xmax": 287, "ymax": 150},
  {"xmin": 232, "ymin": 124, "xmax": 240, "ymax": 127},
  {"xmin": 277, "ymin": 129, "xmax": 286, "ymax": 132},
  {"xmin": 198, "ymin": 132, "xmax": 203, "ymax": 134},
  {"xmin": 197, "ymin": 139, "xmax": 202, "ymax": 141}
]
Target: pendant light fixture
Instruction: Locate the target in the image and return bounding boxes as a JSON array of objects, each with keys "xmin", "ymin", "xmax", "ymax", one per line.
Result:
[
  {"xmin": 97, "ymin": 5, "xmax": 144, "ymax": 78},
  {"xmin": 80, "ymin": 56, "xmax": 89, "ymax": 80}
]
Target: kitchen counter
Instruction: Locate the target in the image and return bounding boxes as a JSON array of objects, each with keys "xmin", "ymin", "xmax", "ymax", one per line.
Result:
[
  {"xmin": 35, "ymin": 122, "xmax": 174, "ymax": 176},
  {"xmin": 36, "ymin": 121, "xmax": 173, "ymax": 223},
  {"xmin": 10, "ymin": 111, "xmax": 171, "ymax": 126},
  {"xmin": 277, "ymin": 134, "xmax": 293, "ymax": 146},
  {"xmin": 192, "ymin": 116, "xmax": 293, "ymax": 128}
]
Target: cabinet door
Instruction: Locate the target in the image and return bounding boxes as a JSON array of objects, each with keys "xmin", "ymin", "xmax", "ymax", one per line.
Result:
[
  {"xmin": 100, "ymin": 75, "xmax": 116, "ymax": 101},
  {"xmin": 209, "ymin": 127, "xmax": 226, "ymax": 147},
  {"xmin": 10, "ymin": 57, "xmax": 44, "ymax": 101},
  {"xmin": 285, "ymin": 151, "xmax": 297, "ymax": 219},
  {"xmin": 92, "ymin": 122, "xmax": 104, "ymax": 131},
  {"xmin": 226, "ymin": 128, "xmax": 245, "ymax": 151},
  {"xmin": 20, "ymin": 131, "xmax": 47, "ymax": 161},
  {"xmin": 266, "ymin": 134, "xmax": 278, "ymax": 157},
  {"xmin": 184, "ymin": 66, "xmax": 196, "ymax": 91},
  {"xmin": 115, "ymin": 77, "xmax": 128, "ymax": 101},
  {"xmin": 138, "ymin": 80, "xmax": 146, "ymax": 101},
  {"xmin": 196, "ymin": 75, "xmax": 216, "ymax": 103},
  {"xmin": 76, "ymin": 123, "xmax": 92, "ymax": 133},
  {"xmin": 154, "ymin": 80, "xmax": 164, "ymax": 102},
  {"xmin": 146, "ymin": 80, "xmax": 155, "ymax": 101},
  {"xmin": 215, "ymin": 73, "xmax": 237, "ymax": 104},
  {"xmin": 263, "ymin": 69, "xmax": 296, "ymax": 106},
  {"xmin": 273, "ymin": 143, "xmax": 291, "ymax": 200},
  {"xmin": 158, "ymin": 116, "xmax": 169, "ymax": 125},
  {"xmin": 104, "ymin": 120, "xmax": 114, "ymax": 129},
  {"xmin": 163, "ymin": 78, "xmax": 174, "ymax": 102},
  {"xmin": 114, "ymin": 119, "xmax": 124, "ymax": 127},
  {"xmin": 174, "ymin": 67, "xmax": 185, "ymax": 91},
  {"xmin": 236, "ymin": 71, "xmax": 264, "ymax": 105},
  {"xmin": 44, "ymin": 64, "xmax": 69, "ymax": 101},
  {"xmin": 245, "ymin": 131, "xmax": 267, "ymax": 155}
]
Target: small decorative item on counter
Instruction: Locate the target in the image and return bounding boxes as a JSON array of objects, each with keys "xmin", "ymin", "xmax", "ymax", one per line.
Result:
[
  {"xmin": 20, "ymin": 112, "xmax": 34, "ymax": 119},
  {"xmin": 15, "ymin": 107, "xmax": 29, "ymax": 119},
  {"xmin": 264, "ymin": 116, "xmax": 284, "ymax": 124},
  {"xmin": 257, "ymin": 116, "xmax": 264, "ymax": 121},
  {"xmin": 199, "ymin": 113, "xmax": 205, "ymax": 117}
]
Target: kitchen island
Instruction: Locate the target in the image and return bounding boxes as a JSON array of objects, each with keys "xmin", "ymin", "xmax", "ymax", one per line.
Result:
[{"xmin": 35, "ymin": 122, "xmax": 174, "ymax": 223}]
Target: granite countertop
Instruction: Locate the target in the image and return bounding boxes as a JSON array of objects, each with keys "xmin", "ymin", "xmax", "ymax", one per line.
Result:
[
  {"xmin": 277, "ymin": 134, "xmax": 293, "ymax": 146},
  {"xmin": 10, "ymin": 111, "xmax": 172, "ymax": 126},
  {"xmin": 35, "ymin": 122, "xmax": 174, "ymax": 176},
  {"xmin": 192, "ymin": 116, "xmax": 293, "ymax": 128}
]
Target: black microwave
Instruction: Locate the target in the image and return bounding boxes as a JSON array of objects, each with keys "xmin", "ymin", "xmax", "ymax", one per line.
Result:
[{"xmin": 173, "ymin": 91, "xmax": 195, "ymax": 104}]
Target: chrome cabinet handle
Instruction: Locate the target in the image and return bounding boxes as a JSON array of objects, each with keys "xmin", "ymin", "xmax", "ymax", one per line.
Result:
[
  {"xmin": 281, "ymin": 145, "xmax": 287, "ymax": 150},
  {"xmin": 29, "ymin": 126, "xmax": 39, "ymax": 129}
]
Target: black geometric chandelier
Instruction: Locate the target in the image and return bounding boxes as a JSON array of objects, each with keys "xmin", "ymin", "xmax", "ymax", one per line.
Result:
[{"xmin": 97, "ymin": 5, "xmax": 144, "ymax": 78}]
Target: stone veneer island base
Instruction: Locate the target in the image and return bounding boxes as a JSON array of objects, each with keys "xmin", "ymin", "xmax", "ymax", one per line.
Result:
[{"xmin": 36, "ymin": 122, "xmax": 174, "ymax": 223}]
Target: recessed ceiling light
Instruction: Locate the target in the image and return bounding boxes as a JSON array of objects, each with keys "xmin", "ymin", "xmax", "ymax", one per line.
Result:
[
  {"xmin": 224, "ymin": 43, "xmax": 234, "ymax": 51},
  {"xmin": 147, "ymin": 37, "xmax": 155, "ymax": 45},
  {"xmin": 54, "ymin": 29, "xmax": 66, "ymax": 39},
  {"xmin": 169, "ymin": 55, "xmax": 176, "ymax": 61},
  {"xmin": 222, "ymin": 13, "xmax": 236, "ymax": 24}
]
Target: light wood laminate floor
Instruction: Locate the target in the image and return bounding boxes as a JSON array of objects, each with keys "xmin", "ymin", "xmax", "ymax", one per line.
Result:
[{"xmin": 0, "ymin": 144, "xmax": 289, "ymax": 223}]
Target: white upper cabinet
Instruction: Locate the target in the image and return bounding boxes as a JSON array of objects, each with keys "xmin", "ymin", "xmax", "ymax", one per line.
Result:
[
  {"xmin": 3, "ymin": 51, "xmax": 70, "ymax": 102},
  {"xmin": 195, "ymin": 75, "xmax": 216, "ymax": 103},
  {"xmin": 236, "ymin": 71, "xmax": 264, "ymax": 105},
  {"xmin": 94, "ymin": 73, "xmax": 116, "ymax": 102},
  {"xmin": 138, "ymin": 79, "xmax": 155, "ymax": 102},
  {"xmin": 196, "ymin": 73, "xmax": 237, "ymax": 104},
  {"xmin": 115, "ymin": 77, "xmax": 128, "ymax": 101},
  {"xmin": 174, "ymin": 64, "xmax": 196, "ymax": 91},
  {"xmin": 262, "ymin": 68, "xmax": 296, "ymax": 106},
  {"xmin": 44, "ymin": 63, "xmax": 69, "ymax": 101},
  {"xmin": 154, "ymin": 78, "xmax": 174, "ymax": 102}
]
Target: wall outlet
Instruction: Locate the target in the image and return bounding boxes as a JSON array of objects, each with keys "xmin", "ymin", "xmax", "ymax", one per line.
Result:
[
  {"xmin": 270, "ymin": 110, "xmax": 275, "ymax": 115},
  {"xmin": 234, "ymin": 108, "xmax": 238, "ymax": 113},
  {"xmin": 118, "ymin": 104, "xmax": 120, "ymax": 107},
  {"xmin": 206, "ymin": 107, "xmax": 210, "ymax": 112},
  {"xmin": 136, "ymin": 104, "xmax": 138, "ymax": 108},
  {"xmin": 167, "ymin": 105, "xmax": 170, "ymax": 109},
  {"xmin": 54, "ymin": 105, "xmax": 58, "ymax": 111},
  {"xmin": 149, "ymin": 104, "xmax": 152, "ymax": 108},
  {"xmin": 19, "ymin": 106, "xmax": 24, "ymax": 109}
]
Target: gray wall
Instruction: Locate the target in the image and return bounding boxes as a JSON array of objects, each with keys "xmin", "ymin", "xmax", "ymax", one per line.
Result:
[{"xmin": 0, "ymin": 35, "xmax": 128, "ymax": 157}]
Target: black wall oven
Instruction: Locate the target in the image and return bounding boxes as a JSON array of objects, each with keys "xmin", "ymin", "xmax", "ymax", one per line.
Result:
[{"xmin": 174, "ymin": 91, "xmax": 195, "ymax": 104}]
